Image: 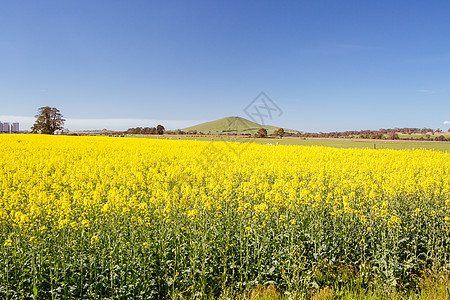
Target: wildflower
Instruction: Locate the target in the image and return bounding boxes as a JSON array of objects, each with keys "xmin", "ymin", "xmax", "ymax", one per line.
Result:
[
  {"xmin": 81, "ymin": 219, "xmax": 90, "ymax": 228},
  {"xmin": 389, "ymin": 216, "xmax": 401, "ymax": 227},
  {"xmin": 90, "ymin": 235, "xmax": 99, "ymax": 244},
  {"xmin": 4, "ymin": 239, "xmax": 12, "ymax": 247}
]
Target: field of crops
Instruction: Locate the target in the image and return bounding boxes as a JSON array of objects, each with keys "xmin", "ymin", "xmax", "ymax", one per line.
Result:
[
  {"xmin": 1, "ymin": 135, "xmax": 450, "ymax": 299},
  {"xmin": 137, "ymin": 135, "xmax": 450, "ymax": 152}
]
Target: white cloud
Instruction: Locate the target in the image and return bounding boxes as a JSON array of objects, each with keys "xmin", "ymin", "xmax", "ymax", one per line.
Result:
[
  {"xmin": 0, "ymin": 115, "xmax": 206, "ymax": 131},
  {"xmin": 444, "ymin": 121, "xmax": 450, "ymax": 125}
]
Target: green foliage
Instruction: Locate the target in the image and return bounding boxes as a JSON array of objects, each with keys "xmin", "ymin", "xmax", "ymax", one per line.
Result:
[
  {"xmin": 273, "ymin": 128, "xmax": 285, "ymax": 138},
  {"xmin": 257, "ymin": 128, "xmax": 268, "ymax": 138},
  {"xmin": 31, "ymin": 106, "xmax": 65, "ymax": 134},
  {"xmin": 156, "ymin": 124, "xmax": 165, "ymax": 135},
  {"xmin": 127, "ymin": 127, "xmax": 157, "ymax": 134},
  {"xmin": 2, "ymin": 194, "xmax": 450, "ymax": 298},
  {"xmin": 126, "ymin": 125, "xmax": 165, "ymax": 135}
]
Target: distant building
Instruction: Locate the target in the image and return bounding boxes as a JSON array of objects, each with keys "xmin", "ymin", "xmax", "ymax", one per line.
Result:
[
  {"xmin": 0, "ymin": 121, "xmax": 20, "ymax": 133},
  {"xmin": 12, "ymin": 122, "xmax": 19, "ymax": 133},
  {"xmin": 2, "ymin": 122, "xmax": 10, "ymax": 133}
]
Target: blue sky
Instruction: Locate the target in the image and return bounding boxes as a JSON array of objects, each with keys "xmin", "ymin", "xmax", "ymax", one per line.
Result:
[{"xmin": 1, "ymin": 1, "xmax": 450, "ymax": 132}]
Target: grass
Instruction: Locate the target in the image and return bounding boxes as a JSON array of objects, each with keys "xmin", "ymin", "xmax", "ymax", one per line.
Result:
[
  {"xmin": 398, "ymin": 132, "xmax": 450, "ymax": 139},
  {"xmin": 181, "ymin": 116, "xmax": 296, "ymax": 135},
  {"xmin": 130, "ymin": 135, "xmax": 450, "ymax": 152},
  {"xmin": 238, "ymin": 272, "xmax": 450, "ymax": 299}
]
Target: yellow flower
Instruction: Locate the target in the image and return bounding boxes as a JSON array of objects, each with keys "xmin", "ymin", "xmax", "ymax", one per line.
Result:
[
  {"xmin": 70, "ymin": 222, "xmax": 78, "ymax": 229},
  {"xmin": 388, "ymin": 216, "xmax": 401, "ymax": 227},
  {"xmin": 1, "ymin": 134, "xmax": 450, "ymax": 284},
  {"xmin": 90, "ymin": 235, "xmax": 99, "ymax": 244},
  {"xmin": 81, "ymin": 219, "xmax": 90, "ymax": 228}
]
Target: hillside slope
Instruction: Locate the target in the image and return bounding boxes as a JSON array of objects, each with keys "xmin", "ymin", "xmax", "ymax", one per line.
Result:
[{"xmin": 182, "ymin": 116, "xmax": 296, "ymax": 135}]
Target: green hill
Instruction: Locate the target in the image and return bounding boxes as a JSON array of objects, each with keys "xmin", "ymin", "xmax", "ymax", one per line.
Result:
[{"xmin": 182, "ymin": 116, "xmax": 297, "ymax": 135}]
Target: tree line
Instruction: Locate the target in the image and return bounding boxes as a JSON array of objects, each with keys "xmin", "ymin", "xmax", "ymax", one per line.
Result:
[
  {"xmin": 126, "ymin": 125, "xmax": 165, "ymax": 135},
  {"xmin": 296, "ymin": 127, "xmax": 450, "ymax": 141},
  {"xmin": 28, "ymin": 107, "xmax": 450, "ymax": 141},
  {"xmin": 163, "ymin": 128, "xmax": 286, "ymax": 138}
]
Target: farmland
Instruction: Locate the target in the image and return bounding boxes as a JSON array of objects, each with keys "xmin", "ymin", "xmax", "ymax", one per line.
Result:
[
  {"xmin": 1, "ymin": 134, "xmax": 450, "ymax": 299},
  {"xmin": 134, "ymin": 134, "xmax": 450, "ymax": 152}
]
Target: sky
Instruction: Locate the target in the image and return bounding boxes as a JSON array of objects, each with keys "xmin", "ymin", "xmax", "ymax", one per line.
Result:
[{"xmin": 1, "ymin": 0, "xmax": 450, "ymax": 132}]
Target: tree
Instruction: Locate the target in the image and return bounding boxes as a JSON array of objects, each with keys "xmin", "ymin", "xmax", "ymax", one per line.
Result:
[
  {"xmin": 371, "ymin": 133, "xmax": 383, "ymax": 139},
  {"xmin": 276, "ymin": 128, "xmax": 285, "ymax": 138},
  {"xmin": 156, "ymin": 124, "xmax": 165, "ymax": 135},
  {"xmin": 257, "ymin": 128, "xmax": 267, "ymax": 138},
  {"xmin": 388, "ymin": 132, "xmax": 399, "ymax": 140},
  {"xmin": 31, "ymin": 106, "xmax": 65, "ymax": 134}
]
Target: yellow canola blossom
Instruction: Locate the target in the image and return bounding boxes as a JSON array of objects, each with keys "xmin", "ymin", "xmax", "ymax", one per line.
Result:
[{"xmin": 0, "ymin": 134, "xmax": 449, "ymax": 233}]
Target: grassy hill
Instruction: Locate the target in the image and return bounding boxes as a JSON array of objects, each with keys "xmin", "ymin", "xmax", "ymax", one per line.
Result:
[{"xmin": 182, "ymin": 116, "xmax": 297, "ymax": 135}]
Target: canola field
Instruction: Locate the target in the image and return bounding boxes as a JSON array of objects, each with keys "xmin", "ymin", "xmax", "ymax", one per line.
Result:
[{"xmin": 1, "ymin": 135, "xmax": 450, "ymax": 298}]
